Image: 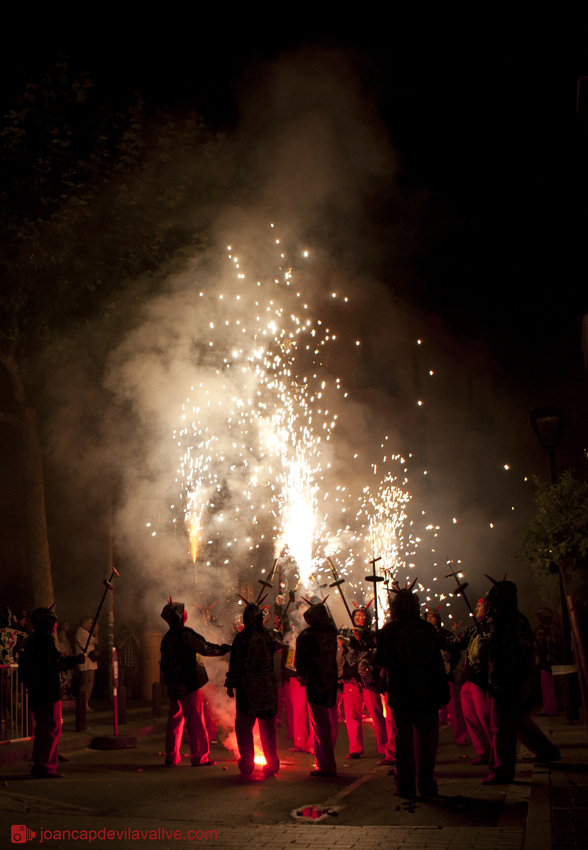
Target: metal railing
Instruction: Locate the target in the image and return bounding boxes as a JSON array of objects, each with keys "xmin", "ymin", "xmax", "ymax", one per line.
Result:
[{"xmin": 0, "ymin": 664, "xmax": 33, "ymax": 743}]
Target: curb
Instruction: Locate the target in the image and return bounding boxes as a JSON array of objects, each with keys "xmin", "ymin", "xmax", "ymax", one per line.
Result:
[{"xmin": 0, "ymin": 720, "xmax": 161, "ymax": 767}]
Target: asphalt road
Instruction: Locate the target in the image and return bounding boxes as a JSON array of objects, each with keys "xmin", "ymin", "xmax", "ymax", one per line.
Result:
[{"xmin": 0, "ymin": 720, "xmax": 531, "ymax": 845}]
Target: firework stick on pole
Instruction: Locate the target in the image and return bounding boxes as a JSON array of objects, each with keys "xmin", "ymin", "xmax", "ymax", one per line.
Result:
[
  {"xmin": 256, "ymin": 558, "xmax": 278, "ymax": 602},
  {"xmin": 84, "ymin": 565, "xmax": 120, "ymax": 653},
  {"xmin": 326, "ymin": 557, "xmax": 354, "ymax": 625},
  {"xmin": 365, "ymin": 555, "xmax": 384, "ymax": 630},
  {"xmin": 445, "ymin": 567, "xmax": 483, "ymax": 636},
  {"xmin": 279, "ymin": 589, "xmax": 297, "ymax": 627}
]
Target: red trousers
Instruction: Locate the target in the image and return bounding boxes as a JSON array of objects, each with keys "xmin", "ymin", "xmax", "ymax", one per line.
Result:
[
  {"xmin": 343, "ymin": 682, "xmax": 389, "ymax": 755},
  {"xmin": 165, "ymin": 689, "xmax": 210, "ymax": 765},
  {"xmin": 461, "ymin": 680, "xmax": 491, "ymax": 758},
  {"xmin": 32, "ymin": 701, "xmax": 61, "ymax": 773},
  {"xmin": 439, "ymin": 680, "xmax": 468, "ymax": 745},
  {"xmin": 308, "ymin": 702, "xmax": 338, "ymax": 775},
  {"xmin": 289, "ymin": 677, "xmax": 311, "ymax": 750},
  {"xmin": 382, "ymin": 695, "xmax": 396, "ymax": 761},
  {"xmin": 235, "ymin": 713, "xmax": 279, "ymax": 776}
]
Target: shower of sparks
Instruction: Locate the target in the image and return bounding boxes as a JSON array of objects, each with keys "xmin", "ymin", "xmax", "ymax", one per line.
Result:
[
  {"xmin": 161, "ymin": 227, "xmax": 456, "ymax": 619},
  {"xmin": 174, "ymin": 235, "xmax": 338, "ymax": 587},
  {"xmin": 362, "ymin": 465, "xmax": 413, "ymax": 614}
]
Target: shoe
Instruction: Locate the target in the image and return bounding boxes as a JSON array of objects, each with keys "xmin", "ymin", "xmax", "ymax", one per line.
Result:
[
  {"xmin": 345, "ymin": 752, "xmax": 361, "ymax": 759},
  {"xmin": 470, "ymin": 756, "xmax": 489, "ymax": 766},
  {"xmin": 534, "ymin": 749, "xmax": 561, "ymax": 763},
  {"xmin": 393, "ymin": 786, "xmax": 416, "ymax": 798},
  {"xmin": 32, "ymin": 768, "xmax": 63, "ymax": 778},
  {"xmin": 164, "ymin": 760, "xmax": 179, "ymax": 767},
  {"xmin": 376, "ymin": 758, "xmax": 395, "ymax": 766},
  {"xmin": 310, "ymin": 769, "xmax": 337, "ymax": 777},
  {"xmin": 192, "ymin": 759, "xmax": 216, "ymax": 766},
  {"xmin": 482, "ymin": 775, "xmax": 512, "ymax": 785},
  {"xmin": 289, "ymin": 746, "xmax": 312, "ymax": 753},
  {"xmin": 418, "ymin": 783, "xmax": 438, "ymax": 797}
]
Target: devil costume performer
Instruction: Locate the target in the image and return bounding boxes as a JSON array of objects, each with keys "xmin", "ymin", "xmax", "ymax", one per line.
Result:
[
  {"xmin": 295, "ymin": 600, "xmax": 339, "ymax": 776},
  {"xmin": 225, "ymin": 602, "xmax": 281, "ymax": 776},
  {"xmin": 482, "ymin": 577, "xmax": 560, "ymax": 785},
  {"xmin": 375, "ymin": 582, "xmax": 449, "ymax": 797},
  {"xmin": 160, "ymin": 600, "xmax": 230, "ymax": 767},
  {"xmin": 533, "ymin": 607, "xmax": 560, "ymax": 717},
  {"xmin": 459, "ymin": 599, "xmax": 493, "ymax": 764},
  {"xmin": 18, "ymin": 607, "xmax": 86, "ymax": 778},
  {"xmin": 283, "ymin": 603, "xmax": 313, "ymax": 752},
  {"xmin": 339, "ymin": 603, "xmax": 392, "ymax": 762}
]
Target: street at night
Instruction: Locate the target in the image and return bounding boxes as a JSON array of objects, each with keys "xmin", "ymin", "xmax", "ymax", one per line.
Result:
[{"xmin": 0, "ymin": 706, "xmax": 535, "ymax": 846}]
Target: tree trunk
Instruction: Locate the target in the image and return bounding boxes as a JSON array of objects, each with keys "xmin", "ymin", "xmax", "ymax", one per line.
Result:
[
  {"xmin": 0, "ymin": 350, "xmax": 54, "ymax": 609},
  {"xmin": 21, "ymin": 405, "xmax": 54, "ymax": 608}
]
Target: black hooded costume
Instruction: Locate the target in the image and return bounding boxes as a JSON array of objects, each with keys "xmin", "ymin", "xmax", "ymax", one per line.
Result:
[
  {"xmin": 160, "ymin": 601, "xmax": 230, "ymax": 701},
  {"xmin": 375, "ymin": 586, "xmax": 449, "ymax": 797},
  {"xmin": 225, "ymin": 602, "xmax": 279, "ymax": 720},
  {"xmin": 225, "ymin": 602, "xmax": 281, "ymax": 776},
  {"xmin": 295, "ymin": 601, "xmax": 338, "ymax": 708},
  {"xmin": 18, "ymin": 607, "xmax": 85, "ymax": 778},
  {"xmin": 481, "ymin": 578, "xmax": 560, "ymax": 784},
  {"xmin": 160, "ymin": 600, "xmax": 230, "ymax": 767},
  {"xmin": 295, "ymin": 600, "xmax": 339, "ymax": 776}
]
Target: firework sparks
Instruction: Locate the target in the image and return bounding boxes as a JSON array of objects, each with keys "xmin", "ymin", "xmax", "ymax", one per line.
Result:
[{"xmin": 160, "ymin": 227, "xmax": 454, "ymax": 620}]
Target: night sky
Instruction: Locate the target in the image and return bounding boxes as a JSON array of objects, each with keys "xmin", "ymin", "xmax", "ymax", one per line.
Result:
[{"xmin": 2, "ymin": 13, "xmax": 585, "ymax": 373}]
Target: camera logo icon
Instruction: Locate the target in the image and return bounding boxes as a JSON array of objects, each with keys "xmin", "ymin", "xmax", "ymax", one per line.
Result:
[{"xmin": 11, "ymin": 825, "xmax": 36, "ymax": 843}]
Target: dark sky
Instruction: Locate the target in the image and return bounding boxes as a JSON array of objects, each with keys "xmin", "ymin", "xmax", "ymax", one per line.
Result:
[{"xmin": 2, "ymin": 13, "xmax": 586, "ymax": 376}]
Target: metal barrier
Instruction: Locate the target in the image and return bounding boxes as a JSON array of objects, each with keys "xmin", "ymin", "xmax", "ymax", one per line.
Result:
[{"xmin": 0, "ymin": 664, "xmax": 33, "ymax": 743}]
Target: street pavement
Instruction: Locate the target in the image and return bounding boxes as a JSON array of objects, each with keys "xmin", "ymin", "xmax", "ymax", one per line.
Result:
[{"xmin": 0, "ymin": 702, "xmax": 585, "ymax": 849}]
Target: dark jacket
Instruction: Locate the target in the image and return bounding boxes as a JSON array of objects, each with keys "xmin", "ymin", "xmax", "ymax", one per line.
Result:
[
  {"xmin": 439, "ymin": 622, "xmax": 491, "ymax": 691},
  {"xmin": 18, "ymin": 632, "xmax": 78, "ymax": 708},
  {"xmin": 339, "ymin": 626, "xmax": 382, "ymax": 691},
  {"xmin": 375, "ymin": 618, "xmax": 450, "ymax": 716},
  {"xmin": 295, "ymin": 604, "xmax": 338, "ymax": 708},
  {"xmin": 160, "ymin": 624, "xmax": 228, "ymax": 701},
  {"xmin": 225, "ymin": 604, "xmax": 280, "ymax": 719}
]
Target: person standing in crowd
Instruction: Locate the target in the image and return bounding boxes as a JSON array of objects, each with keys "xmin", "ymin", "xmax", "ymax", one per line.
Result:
[
  {"xmin": 376, "ymin": 581, "xmax": 449, "ymax": 798},
  {"xmin": 160, "ymin": 599, "xmax": 230, "ymax": 767},
  {"xmin": 225, "ymin": 600, "xmax": 281, "ymax": 777},
  {"xmin": 75, "ymin": 618, "xmax": 99, "ymax": 711},
  {"xmin": 285, "ymin": 602, "xmax": 312, "ymax": 753},
  {"xmin": 482, "ymin": 577, "xmax": 560, "ymax": 785},
  {"xmin": 56, "ymin": 621, "xmax": 74, "ymax": 700},
  {"xmin": 533, "ymin": 607, "xmax": 560, "ymax": 717},
  {"xmin": 339, "ymin": 601, "xmax": 392, "ymax": 764},
  {"xmin": 0, "ymin": 606, "xmax": 27, "ymax": 664},
  {"xmin": 426, "ymin": 606, "xmax": 469, "ymax": 746},
  {"xmin": 18, "ymin": 607, "xmax": 90, "ymax": 778},
  {"xmin": 295, "ymin": 598, "xmax": 339, "ymax": 777},
  {"xmin": 457, "ymin": 598, "xmax": 493, "ymax": 765}
]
